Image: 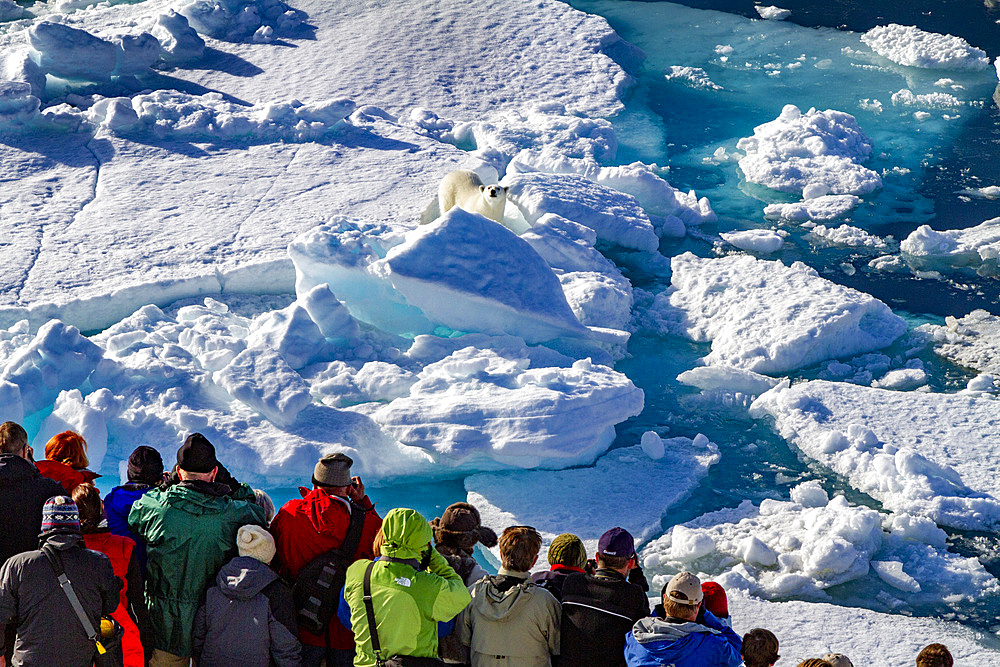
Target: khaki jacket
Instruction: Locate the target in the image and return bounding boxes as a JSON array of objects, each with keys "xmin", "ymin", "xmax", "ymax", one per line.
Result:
[{"xmin": 457, "ymin": 568, "xmax": 560, "ymax": 667}]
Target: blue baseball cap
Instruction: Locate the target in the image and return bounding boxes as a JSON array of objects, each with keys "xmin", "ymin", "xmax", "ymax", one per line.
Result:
[{"xmin": 597, "ymin": 526, "xmax": 635, "ymax": 558}]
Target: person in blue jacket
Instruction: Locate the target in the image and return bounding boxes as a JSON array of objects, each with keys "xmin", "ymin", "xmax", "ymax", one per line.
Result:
[
  {"xmin": 624, "ymin": 571, "xmax": 742, "ymax": 667},
  {"xmin": 103, "ymin": 445, "xmax": 164, "ymax": 573}
]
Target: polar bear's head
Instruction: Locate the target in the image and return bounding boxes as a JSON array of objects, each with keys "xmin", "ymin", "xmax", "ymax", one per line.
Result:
[{"xmin": 479, "ymin": 184, "xmax": 507, "ymax": 204}]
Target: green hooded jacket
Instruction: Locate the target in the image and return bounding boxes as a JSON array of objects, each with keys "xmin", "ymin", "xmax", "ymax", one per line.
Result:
[
  {"xmin": 344, "ymin": 508, "xmax": 472, "ymax": 667},
  {"xmin": 128, "ymin": 480, "xmax": 265, "ymax": 657}
]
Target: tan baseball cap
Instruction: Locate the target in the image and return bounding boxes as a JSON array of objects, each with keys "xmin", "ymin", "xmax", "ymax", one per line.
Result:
[
  {"xmin": 822, "ymin": 654, "xmax": 853, "ymax": 667},
  {"xmin": 664, "ymin": 571, "xmax": 703, "ymax": 607}
]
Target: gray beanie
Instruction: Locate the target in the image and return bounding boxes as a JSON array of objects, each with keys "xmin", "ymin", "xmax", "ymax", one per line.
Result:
[{"xmin": 313, "ymin": 452, "xmax": 353, "ymax": 487}]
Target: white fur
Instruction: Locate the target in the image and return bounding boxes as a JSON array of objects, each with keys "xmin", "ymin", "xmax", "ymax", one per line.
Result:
[{"xmin": 437, "ymin": 169, "xmax": 507, "ymax": 224}]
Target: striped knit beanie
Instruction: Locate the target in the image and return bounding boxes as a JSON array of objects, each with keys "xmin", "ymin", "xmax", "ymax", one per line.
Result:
[{"xmin": 41, "ymin": 496, "xmax": 80, "ymax": 535}]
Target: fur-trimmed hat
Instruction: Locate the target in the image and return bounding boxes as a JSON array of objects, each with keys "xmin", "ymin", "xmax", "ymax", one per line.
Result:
[{"xmin": 430, "ymin": 502, "xmax": 497, "ymax": 551}]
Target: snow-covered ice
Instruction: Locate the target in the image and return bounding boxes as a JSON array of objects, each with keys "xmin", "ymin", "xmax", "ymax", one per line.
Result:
[
  {"xmin": 750, "ymin": 380, "xmax": 1000, "ymax": 530},
  {"xmin": 665, "ymin": 66, "xmax": 723, "ymax": 91},
  {"xmin": 642, "ymin": 483, "xmax": 998, "ymax": 606},
  {"xmin": 648, "ymin": 253, "xmax": 906, "ymax": 374},
  {"xmin": 919, "ymin": 310, "xmax": 1000, "ymax": 377},
  {"xmin": 805, "ymin": 224, "xmax": 890, "ymax": 250},
  {"xmin": 467, "ymin": 434, "xmax": 719, "ymax": 559},
  {"xmin": 861, "ymin": 24, "xmax": 990, "ymax": 71},
  {"xmin": 754, "ymin": 5, "xmax": 790, "ymax": 21},
  {"xmin": 900, "ymin": 218, "xmax": 1000, "ymax": 274},
  {"xmin": 720, "ymin": 229, "xmax": 784, "ymax": 253},
  {"xmin": 763, "ymin": 195, "xmax": 861, "ymax": 222},
  {"xmin": 737, "ymin": 105, "xmax": 882, "ymax": 196}
]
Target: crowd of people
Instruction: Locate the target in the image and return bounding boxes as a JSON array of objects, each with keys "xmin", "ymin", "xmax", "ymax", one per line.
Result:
[{"xmin": 0, "ymin": 421, "xmax": 962, "ymax": 666}]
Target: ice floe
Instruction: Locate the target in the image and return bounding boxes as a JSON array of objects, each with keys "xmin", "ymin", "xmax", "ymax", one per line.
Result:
[
  {"xmin": 919, "ymin": 310, "xmax": 1000, "ymax": 377},
  {"xmin": 900, "ymin": 218, "xmax": 1000, "ymax": 274},
  {"xmin": 754, "ymin": 5, "xmax": 790, "ymax": 20},
  {"xmin": 737, "ymin": 105, "xmax": 882, "ymax": 196},
  {"xmin": 720, "ymin": 229, "xmax": 784, "ymax": 253},
  {"xmin": 466, "ymin": 434, "xmax": 718, "ymax": 558},
  {"xmin": 861, "ymin": 24, "xmax": 990, "ymax": 71},
  {"xmin": 763, "ymin": 195, "xmax": 861, "ymax": 222},
  {"xmin": 805, "ymin": 223, "xmax": 890, "ymax": 250},
  {"xmin": 750, "ymin": 380, "xmax": 1000, "ymax": 530},
  {"xmin": 642, "ymin": 483, "xmax": 999, "ymax": 606},
  {"xmin": 648, "ymin": 253, "xmax": 906, "ymax": 374},
  {"xmin": 665, "ymin": 66, "xmax": 723, "ymax": 91}
]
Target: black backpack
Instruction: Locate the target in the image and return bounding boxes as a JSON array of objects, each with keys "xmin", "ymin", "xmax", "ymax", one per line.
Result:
[{"xmin": 292, "ymin": 499, "xmax": 367, "ymax": 635}]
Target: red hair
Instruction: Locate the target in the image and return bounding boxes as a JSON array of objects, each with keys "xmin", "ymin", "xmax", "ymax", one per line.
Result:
[{"xmin": 45, "ymin": 431, "xmax": 89, "ymax": 469}]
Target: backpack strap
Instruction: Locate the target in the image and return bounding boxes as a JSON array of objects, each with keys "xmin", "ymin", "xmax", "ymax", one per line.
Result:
[
  {"xmin": 362, "ymin": 560, "xmax": 384, "ymax": 666},
  {"xmin": 341, "ymin": 499, "xmax": 367, "ymax": 561},
  {"xmin": 41, "ymin": 543, "xmax": 106, "ymax": 656}
]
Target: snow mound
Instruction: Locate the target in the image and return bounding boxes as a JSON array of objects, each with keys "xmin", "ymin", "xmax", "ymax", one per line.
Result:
[
  {"xmin": 177, "ymin": 0, "xmax": 302, "ymax": 42},
  {"xmin": 213, "ymin": 346, "xmax": 313, "ymax": 428},
  {"xmin": 369, "ymin": 350, "xmax": 644, "ymax": 470},
  {"xmin": 0, "ymin": 81, "xmax": 40, "ymax": 128},
  {"xmin": 763, "ymin": 195, "xmax": 861, "ymax": 222},
  {"xmin": 755, "ymin": 5, "xmax": 790, "ymax": 20},
  {"xmin": 656, "ymin": 253, "xmax": 906, "ymax": 374},
  {"xmin": 729, "ymin": 590, "xmax": 1000, "ymax": 664},
  {"xmin": 0, "ymin": 0, "xmax": 25, "ymax": 20},
  {"xmin": 750, "ymin": 380, "xmax": 1000, "ymax": 530},
  {"xmin": 642, "ymin": 487, "xmax": 998, "ymax": 606},
  {"xmin": 720, "ymin": 229, "xmax": 784, "ymax": 253},
  {"xmin": 28, "ymin": 22, "xmax": 117, "ymax": 81},
  {"xmin": 466, "ymin": 435, "xmax": 719, "ymax": 561},
  {"xmin": 861, "ymin": 24, "xmax": 990, "ymax": 71},
  {"xmin": 919, "ymin": 309, "xmax": 1000, "ymax": 377},
  {"xmin": 871, "ymin": 367, "xmax": 927, "ymax": 390},
  {"xmin": 737, "ymin": 105, "xmax": 881, "ymax": 196},
  {"xmin": 900, "ymin": 218, "xmax": 1000, "ymax": 274},
  {"xmin": 502, "ymin": 172, "xmax": 660, "ymax": 252},
  {"xmin": 665, "ymin": 66, "xmax": 723, "ymax": 91},
  {"xmin": 376, "ymin": 207, "xmax": 590, "ymax": 343},
  {"xmin": 150, "ymin": 11, "xmax": 205, "ymax": 65}
]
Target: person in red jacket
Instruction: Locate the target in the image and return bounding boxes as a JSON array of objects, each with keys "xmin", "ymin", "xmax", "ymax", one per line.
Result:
[
  {"xmin": 72, "ymin": 483, "xmax": 149, "ymax": 667},
  {"xmin": 270, "ymin": 453, "xmax": 381, "ymax": 667},
  {"xmin": 35, "ymin": 431, "xmax": 100, "ymax": 493}
]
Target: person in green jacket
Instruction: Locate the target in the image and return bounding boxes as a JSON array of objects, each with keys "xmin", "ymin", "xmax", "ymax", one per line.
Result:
[
  {"xmin": 128, "ymin": 434, "xmax": 265, "ymax": 667},
  {"xmin": 343, "ymin": 507, "xmax": 472, "ymax": 667}
]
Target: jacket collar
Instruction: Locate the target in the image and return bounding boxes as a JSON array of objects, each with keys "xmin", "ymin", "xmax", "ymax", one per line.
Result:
[
  {"xmin": 178, "ymin": 479, "xmax": 231, "ymax": 497},
  {"xmin": 496, "ymin": 567, "xmax": 530, "ymax": 579},
  {"xmin": 594, "ymin": 567, "xmax": 627, "ymax": 581},
  {"xmin": 550, "ymin": 564, "xmax": 586, "ymax": 574}
]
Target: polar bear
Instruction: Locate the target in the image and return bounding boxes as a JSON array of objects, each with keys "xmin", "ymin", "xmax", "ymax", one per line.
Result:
[{"xmin": 437, "ymin": 169, "xmax": 507, "ymax": 224}]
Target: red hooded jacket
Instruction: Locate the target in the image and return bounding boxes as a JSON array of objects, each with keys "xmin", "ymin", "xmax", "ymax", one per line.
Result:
[
  {"xmin": 35, "ymin": 459, "xmax": 100, "ymax": 494},
  {"xmin": 269, "ymin": 487, "xmax": 381, "ymax": 649}
]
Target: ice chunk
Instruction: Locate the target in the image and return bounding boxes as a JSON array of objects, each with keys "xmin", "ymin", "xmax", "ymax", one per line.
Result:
[
  {"xmin": 3, "ymin": 320, "xmax": 103, "ymax": 417},
  {"xmin": 763, "ymin": 195, "xmax": 861, "ymax": 222},
  {"xmin": 0, "ymin": 81, "xmax": 40, "ymax": 128},
  {"xmin": 150, "ymin": 11, "xmax": 206, "ymax": 65},
  {"xmin": 675, "ymin": 365, "xmax": 780, "ymax": 396},
  {"xmin": 467, "ymin": 437, "xmax": 717, "ymax": 561},
  {"xmin": 900, "ymin": 218, "xmax": 1000, "ymax": 273},
  {"xmin": 737, "ymin": 105, "xmax": 881, "ymax": 196},
  {"xmin": 370, "ymin": 348, "xmax": 643, "ymax": 470},
  {"xmin": 919, "ymin": 310, "xmax": 1000, "ymax": 377},
  {"xmin": 641, "ymin": 494, "xmax": 998, "ymax": 605},
  {"xmin": 111, "ymin": 33, "xmax": 161, "ymax": 75},
  {"xmin": 790, "ymin": 480, "xmax": 829, "ymax": 507},
  {"xmin": 657, "ymin": 253, "xmax": 906, "ymax": 373},
  {"xmin": 755, "ymin": 5, "xmax": 790, "ymax": 20},
  {"xmin": 720, "ymin": 229, "xmax": 784, "ymax": 253},
  {"xmin": 640, "ymin": 431, "xmax": 665, "ymax": 460},
  {"xmin": 177, "ymin": 0, "xmax": 301, "ymax": 41},
  {"xmin": 28, "ymin": 22, "xmax": 116, "ymax": 81},
  {"xmin": 806, "ymin": 223, "xmax": 889, "ymax": 249},
  {"xmin": 247, "ymin": 303, "xmax": 326, "ymax": 370},
  {"xmin": 665, "ymin": 66, "xmax": 723, "ymax": 91},
  {"xmin": 872, "ymin": 368, "xmax": 927, "ymax": 390},
  {"xmin": 861, "ymin": 24, "xmax": 990, "ymax": 71},
  {"xmin": 299, "ymin": 284, "xmax": 360, "ymax": 340},
  {"xmin": 751, "ymin": 380, "xmax": 1000, "ymax": 530},
  {"xmin": 375, "ymin": 207, "xmax": 590, "ymax": 343},
  {"xmin": 0, "ymin": 0, "xmax": 25, "ymax": 21},
  {"xmin": 212, "ymin": 346, "xmax": 312, "ymax": 427},
  {"xmin": 502, "ymin": 172, "xmax": 660, "ymax": 252},
  {"xmin": 890, "ymin": 89, "xmax": 963, "ymax": 109}
]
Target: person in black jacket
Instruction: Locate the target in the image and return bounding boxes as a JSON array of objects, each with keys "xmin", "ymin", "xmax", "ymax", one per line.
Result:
[
  {"xmin": 560, "ymin": 527, "xmax": 649, "ymax": 667},
  {"xmin": 193, "ymin": 524, "xmax": 301, "ymax": 666},
  {"xmin": 0, "ymin": 421, "xmax": 65, "ymax": 665},
  {"xmin": 531, "ymin": 533, "xmax": 587, "ymax": 602},
  {"xmin": 0, "ymin": 496, "xmax": 120, "ymax": 667}
]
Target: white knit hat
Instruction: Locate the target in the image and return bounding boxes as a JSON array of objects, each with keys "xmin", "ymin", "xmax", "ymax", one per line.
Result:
[{"xmin": 237, "ymin": 525, "xmax": 276, "ymax": 564}]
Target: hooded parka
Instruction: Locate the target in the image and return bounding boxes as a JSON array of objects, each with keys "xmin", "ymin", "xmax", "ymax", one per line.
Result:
[
  {"xmin": 343, "ymin": 508, "xmax": 471, "ymax": 667},
  {"xmin": 0, "ymin": 454, "xmax": 65, "ymax": 567},
  {"xmin": 128, "ymin": 479, "xmax": 266, "ymax": 657},
  {"xmin": 457, "ymin": 569, "xmax": 560, "ymax": 667},
  {"xmin": 193, "ymin": 555, "xmax": 301, "ymax": 667},
  {"xmin": 624, "ymin": 610, "xmax": 742, "ymax": 667}
]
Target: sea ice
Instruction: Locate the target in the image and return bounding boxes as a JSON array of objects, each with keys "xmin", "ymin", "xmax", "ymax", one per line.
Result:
[
  {"xmin": 177, "ymin": 0, "xmax": 301, "ymax": 41},
  {"xmin": 750, "ymin": 380, "xmax": 1000, "ymax": 530},
  {"xmin": 719, "ymin": 229, "xmax": 784, "ymax": 253},
  {"xmin": 502, "ymin": 172, "xmax": 660, "ymax": 252},
  {"xmin": 755, "ymin": 5, "xmax": 790, "ymax": 20},
  {"xmin": 871, "ymin": 367, "xmax": 927, "ymax": 390},
  {"xmin": 918, "ymin": 310, "xmax": 1000, "ymax": 376},
  {"xmin": 650, "ymin": 253, "xmax": 906, "ymax": 374},
  {"xmin": 665, "ymin": 66, "xmax": 723, "ymax": 91},
  {"xmin": 900, "ymin": 218, "xmax": 1000, "ymax": 273},
  {"xmin": 466, "ymin": 435, "xmax": 719, "ymax": 559},
  {"xmin": 762, "ymin": 195, "xmax": 861, "ymax": 222},
  {"xmin": 737, "ymin": 105, "xmax": 881, "ymax": 196},
  {"xmin": 641, "ymin": 484, "xmax": 998, "ymax": 606},
  {"xmin": 861, "ymin": 24, "xmax": 990, "ymax": 71},
  {"xmin": 212, "ymin": 346, "xmax": 313, "ymax": 428},
  {"xmin": 28, "ymin": 22, "xmax": 117, "ymax": 81},
  {"xmin": 805, "ymin": 224, "xmax": 890, "ymax": 250},
  {"xmin": 149, "ymin": 11, "xmax": 205, "ymax": 65}
]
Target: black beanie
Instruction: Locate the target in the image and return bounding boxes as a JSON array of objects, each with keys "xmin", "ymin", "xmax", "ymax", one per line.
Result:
[
  {"xmin": 128, "ymin": 446, "xmax": 164, "ymax": 486},
  {"xmin": 176, "ymin": 433, "xmax": 218, "ymax": 473}
]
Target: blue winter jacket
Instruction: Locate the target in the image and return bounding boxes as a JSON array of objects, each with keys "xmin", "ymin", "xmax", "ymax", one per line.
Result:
[
  {"xmin": 624, "ymin": 609, "xmax": 742, "ymax": 667},
  {"xmin": 104, "ymin": 483, "xmax": 154, "ymax": 571}
]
